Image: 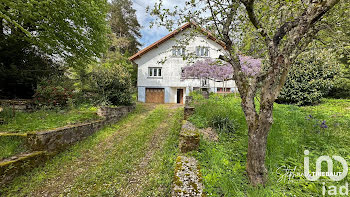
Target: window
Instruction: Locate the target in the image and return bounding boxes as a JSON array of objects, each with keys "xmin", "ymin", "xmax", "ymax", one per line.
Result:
[
  {"xmin": 149, "ymin": 67, "xmax": 162, "ymax": 77},
  {"xmin": 217, "ymin": 88, "xmax": 231, "ymax": 93},
  {"xmin": 172, "ymin": 46, "xmax": 186, "ymax": 57},
  {"xmin": 196, "ymin": 46, "xmax": 209, "ymax": 57}
]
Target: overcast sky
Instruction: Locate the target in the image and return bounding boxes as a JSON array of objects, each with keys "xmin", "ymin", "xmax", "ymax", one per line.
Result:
[{"xmin": 131, "ymin": 0, "xmax": 186, "ymax": 49}]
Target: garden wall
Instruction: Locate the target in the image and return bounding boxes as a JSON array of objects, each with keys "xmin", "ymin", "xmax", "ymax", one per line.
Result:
[
  {"xmin": 172, "ymin": 105, "xmax": 204, "ymax": 196},
  {"xmin": 27, "ymin": 105, "xmax": 135, "ymax": 151},
  {"xmin": 0, "ymin": 99, "xmax": 34, "ymax": 112},
  {"xmin": 0, "ymin": 104, "xmax": 135, "ymax": 188}
]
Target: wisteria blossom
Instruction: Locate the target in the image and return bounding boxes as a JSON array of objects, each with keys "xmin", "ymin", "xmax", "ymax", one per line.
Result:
[
  {"xmin": 238, "ymin": 55, "xmax": 262, "ymax": 77},
  {"xmin": 181, "ymin": 58, "xmax": 233, "ymax": 80},
  {"xmin": 182, "ymin": 56, "xmax": 262, "ymax": 80}
]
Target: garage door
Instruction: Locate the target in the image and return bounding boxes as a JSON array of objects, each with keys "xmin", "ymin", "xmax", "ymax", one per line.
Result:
[{"xmin": 146, "ymin": 88, "xmax": 165, "ymax": 103}]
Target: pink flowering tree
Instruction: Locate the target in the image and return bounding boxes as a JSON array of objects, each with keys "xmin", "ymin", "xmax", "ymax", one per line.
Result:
[
  {"xmin": 239, "ymin": 55, "xmax": 262, "ymax": 77},
  {"xmin": 182, "ymin": 58, "xmax": 233, "ymax": 80},
  {"xmin": 182, "ymin": 56, "xmax": 262, "ymax": 86},
  {"xmin": 182, "ymin": 58, "xmax": 233, "ymax": 93}
]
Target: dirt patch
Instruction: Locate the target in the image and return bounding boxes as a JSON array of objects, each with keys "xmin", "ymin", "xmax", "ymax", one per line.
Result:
[
  {"xmin": 118, "ymin": 108, "xmax": 176, "ymax": 197},
  {"xmin": 200, "ymin": 127, "xmax": 219, "ymax": 142}
]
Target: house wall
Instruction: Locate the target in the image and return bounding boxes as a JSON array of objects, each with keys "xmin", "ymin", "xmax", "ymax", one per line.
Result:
[{"xmin": 135, "ymin": 28, "xmax": 237, "ymax": 103}]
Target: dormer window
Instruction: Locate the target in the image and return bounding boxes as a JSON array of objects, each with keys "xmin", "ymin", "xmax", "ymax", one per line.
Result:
[
  {"xmin": 196, "ymin": 46, "xmax": 209, "ymax": 57},
  {"xmin": 172, "ymin": 46, "xmax": 186, "ymax": 57}
]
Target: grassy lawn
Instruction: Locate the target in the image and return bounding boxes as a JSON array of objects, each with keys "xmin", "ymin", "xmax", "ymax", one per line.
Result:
[
  {"xmin": 1, "ymin": 104, "xmax": 182, "ymax": 196},
  {"xmin": 189, "ymin": 94, "xmax": 350, "ymax": 196},
  {"xmin": 0, "ymin": 105, "xmax": 100, "ymax": 160},
  {"xmin": 0, "ymin": 105, "xmax": 100, "ymax": 133},
  {"xmin": 0, "ymin": 135, "xmax": 27, "ymax": 160}
]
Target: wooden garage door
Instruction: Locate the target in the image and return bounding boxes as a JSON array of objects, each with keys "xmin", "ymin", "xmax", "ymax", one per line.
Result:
[{"xmin": 146, "ymin": 88, "xmax": 165, "ymax": 103}]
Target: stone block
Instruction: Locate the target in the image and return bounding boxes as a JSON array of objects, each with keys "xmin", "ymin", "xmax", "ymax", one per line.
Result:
[
  {"xmin": 184, "ymin": 106, "xmax": 195, "ymax": 120},
  {"xmin": 179, "ymin": 121, "xmax": 200, "ymax": 153},
  {"xmin": 172, "ymin": 156, "xmax": 203, "ymax": 197}
]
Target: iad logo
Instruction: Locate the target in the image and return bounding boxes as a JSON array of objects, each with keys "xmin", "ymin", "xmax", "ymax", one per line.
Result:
[
  {"xmin": 304, "ymin": 150, "xmax": 349, "ymax": 195},
  {"xmin": 304, "ymin": 150, "xmax": 348, "ymax": 181}
]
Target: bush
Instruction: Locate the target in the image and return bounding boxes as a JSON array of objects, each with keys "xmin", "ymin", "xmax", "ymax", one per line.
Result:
[
  {"xmin": 210, "ymin": 114, "xmax": 237, "ymax": 133},
  {"xmin": 88, "ymin": 62, "xmax": 133, "ymax": 106},
  {"xmin": 277, "ymin": 49, "xmax": 340, "ymax": 106},
  {"xmin": 188, "ymin": 94, "xmax": 242, "ymax": 134},
  {"xmin": 328, "ymin": 63, "xmax": 350, "ymax": 98},
  {"xmin": 33, "ymin": 75, "xmax": 74, "ymax": 108}
]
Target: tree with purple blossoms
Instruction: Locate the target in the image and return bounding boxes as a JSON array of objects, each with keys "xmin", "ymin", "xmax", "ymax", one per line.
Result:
[
  {"xmin": 182, "ymin": 56, "xmax": 261, "ymax": 91},
  {"xmin": 182, "ymin": 58, "xmax": 233, "ymax": 80},
  {"xmin": 150, "ymin": 0, "xmax": 342, "ymax": 186}
]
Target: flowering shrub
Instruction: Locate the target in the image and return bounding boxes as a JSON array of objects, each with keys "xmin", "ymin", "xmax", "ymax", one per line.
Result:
[
  {"xmin": 33, "ymin": 76, "xmax": 74, "ymax": 108},
  {"xmin": 238, "ymin": 55, "xmax": 262, "ymax": 77},
  {"xmin": 182, "ymin": 56, "xmax": 262, "ymax": 80},
  {"xmin": 182, "ymin": 58, "xmax": 233, "ymax": 80}
]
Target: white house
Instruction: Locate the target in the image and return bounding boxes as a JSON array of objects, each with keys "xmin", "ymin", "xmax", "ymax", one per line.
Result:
[{"xmin": 129, "ymin": 22, "xmax": 237, "ymax": 104}]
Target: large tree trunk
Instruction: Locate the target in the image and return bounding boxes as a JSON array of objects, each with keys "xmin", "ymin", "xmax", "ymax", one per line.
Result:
[
  {"xmin": 246, "ymin": 105, "xmax": 274, "ymax": 186},
  {"xmin": 240, "ymin": 64, "xmax": 276, "ymax": 186}
]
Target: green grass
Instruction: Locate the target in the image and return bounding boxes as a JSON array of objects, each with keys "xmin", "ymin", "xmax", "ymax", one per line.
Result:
[
  {"xmin": 189, "ymin": 94, "xmax": 350, "ymax": 196},
  {"xmin": 0, "ymin": 135, "xmax": 27, "ymax": 160},
  {"xmin": 1, "ymin": 104, "xmax": 183, "ymax": 196},
  {"xmin": 1, "ymin": 104, "xmax": 149, "ymax": 195},
  {"xmin": 140, "ymin": 108, "xmax": 183, "ymax": 196},
  {"xmin": 0, "ymin": 105, "xmax": 100, "ymax": 133}
]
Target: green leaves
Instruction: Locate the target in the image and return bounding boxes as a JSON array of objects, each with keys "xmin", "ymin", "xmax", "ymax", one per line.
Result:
[
  {"xmin": 1, "ymin": 0, "xmax": 109, "ymax": 67},
  {"xmin": 278, "ymin": 48, "xmax": 341, "ymax": 105}
]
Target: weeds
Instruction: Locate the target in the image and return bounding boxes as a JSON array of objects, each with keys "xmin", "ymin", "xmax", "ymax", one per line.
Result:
[{"xmin": 189, "ymin": 95, "xmax": 350, "ymax": 196}]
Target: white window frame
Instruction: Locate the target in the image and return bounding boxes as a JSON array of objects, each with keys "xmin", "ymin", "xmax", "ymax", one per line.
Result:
[
  {"xmin": 172, "ymin": 46, "xmax": 186, "ymax": 57},
  {"xmin": 148, "ymin": 67, "xmax": 162, "ymax": 77},
  {"xmin": 196, "ymin": 46, "xmax": 209, "ymax": 57}
]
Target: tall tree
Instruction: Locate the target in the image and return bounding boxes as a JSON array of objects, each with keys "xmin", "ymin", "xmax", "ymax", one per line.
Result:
[
  {"xmin": 0, "ymin": 0, "xmax": 109, "ymax": 98},
  {"xmin": 1, "ymin": 0, "xmax": 109, "ymax": 66},
  {"xmin": 109, "ymin": 0, "xmax": 141, "ymax": 55},
  {"xmin": 150, "ymin": 0, "xmax": 343, "ymax": 186}
]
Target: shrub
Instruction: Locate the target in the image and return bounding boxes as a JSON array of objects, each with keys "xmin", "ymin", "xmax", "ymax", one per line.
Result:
[
  {"xmin": 188, "ymin": 94, "xmax": 242, "ymax": 134},
  {"xmin": 328, "ymin": 63, "xmax": 350, "ymax": 98},
  {"xmin": 88, "ymin": 62, "xmax": 133, "ymax": 106},
  {"xmin": 210, "ymin": 114, "xmax": 237, "ymax": 133},
  {"xmin": 277, "ymin": 49, "xmax": 340, "ymax": 105},
  {"xmin": 33, "ymin": 75, "xmax": 74, "ymax": 108}
]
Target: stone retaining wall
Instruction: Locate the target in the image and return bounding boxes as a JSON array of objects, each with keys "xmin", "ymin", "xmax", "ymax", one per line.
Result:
[
  {"xmin": 0, "ymin": 104, "xmax": 135, "ymax": 187},
  {"xmin": 0, "ymin": 99, "xmax": 34, "ymax": 112},
  {"xmin": 27, "ymin": 105, "xmax": 135, "ymax": 151},
  {"xmin": 179, "ymin": 121, "xmax": 200, "ymax": 153},
  {"xmin": 0, "ymin": 151, "xmax": 49, "ymax": 186},
  {"xmin": 173, "ymin": 118, "xmax": 204, "ymax": 196}
]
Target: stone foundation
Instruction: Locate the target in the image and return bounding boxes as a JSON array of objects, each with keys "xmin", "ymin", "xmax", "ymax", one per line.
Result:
[
  {"xmin": 0, "ymin": 99, "xmax": 34, "ymax": 112},
  {"xmin": 0, "ymin": 104, "xmax": 135, "ymax": 188}
]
